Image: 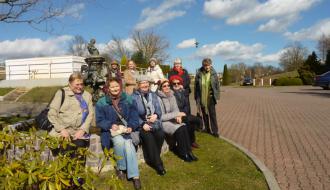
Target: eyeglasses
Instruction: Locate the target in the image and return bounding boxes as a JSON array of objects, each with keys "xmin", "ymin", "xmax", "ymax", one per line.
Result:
[
  {"xmin": 162, "ymin": 84, "xmax": 170, "ymax": 88},
  {"xmin": 172, "ymin": 82, "xmax": 180, "ymax": 85}
]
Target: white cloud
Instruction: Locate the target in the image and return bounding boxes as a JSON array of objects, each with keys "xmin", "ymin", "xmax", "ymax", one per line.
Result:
[
  {"xmin": 0, "ymin": 35, "xmax": 73, "ymax": 59},
  {"xmin": 176, "ymin": 38, "xmax": 196, "ymax": 49},
  {"xmin": 284, "ymin": 18, "xmax": 330, "ymax": 41},
  {"xmin": 195, "ymin": 40, "xmax": 280, "ymax": 63},
  {"xmin": 203, "ymin": 0, "xmax": 320, "ymax": 32},
  {"xmin": 61, "ymin": 3, "xmax": 85, "ymax": 19},
  {"xmin": 135, "ymin": 0, "xmax": 194, "ymax": 30},
  {"xmin": 105, "ymin": 38, "xmax": 136, "ymax": 53},
  {"xmin": 258, "ymin": 14, "xmax": 299, "ymax": 32}
]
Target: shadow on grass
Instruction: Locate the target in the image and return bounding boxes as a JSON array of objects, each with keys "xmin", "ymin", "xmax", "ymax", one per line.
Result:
[{"xmin": 98, "ymin": 132, "xmax": 268, "ymax": 190}]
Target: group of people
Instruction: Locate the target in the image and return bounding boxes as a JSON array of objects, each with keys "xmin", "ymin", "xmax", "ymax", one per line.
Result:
[{"xmin": 47, "ymin": 57, "xmax": 220, "ymax": 190}]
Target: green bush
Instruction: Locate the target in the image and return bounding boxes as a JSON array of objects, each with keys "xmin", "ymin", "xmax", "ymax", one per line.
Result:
[
  {"xmin": 0, "ymin": 127, "xmax": 120, "ymax": 190},
  {"xmin": 272, "ymin": 77, "xmax": 303, "ymax": 86}
]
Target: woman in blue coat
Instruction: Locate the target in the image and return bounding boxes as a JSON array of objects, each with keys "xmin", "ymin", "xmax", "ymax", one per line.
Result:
[
  {"xmin": 95, "ymin": 78, "xmax": 141, "ymax": 189},
  {"xmin": 131, "ymin": 75, "xmax": 166, "ymax": 176}
]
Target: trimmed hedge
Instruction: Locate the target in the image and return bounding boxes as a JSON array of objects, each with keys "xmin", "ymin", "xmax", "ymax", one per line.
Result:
[{"xmin": 272, "ymin": 77, "xmax": 303, "ymax": 86}]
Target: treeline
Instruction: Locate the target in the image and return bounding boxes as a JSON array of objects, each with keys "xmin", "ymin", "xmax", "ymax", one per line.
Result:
[{"xmin": 222, "ymin": 62, "xmax": 282, "ymax": 85}]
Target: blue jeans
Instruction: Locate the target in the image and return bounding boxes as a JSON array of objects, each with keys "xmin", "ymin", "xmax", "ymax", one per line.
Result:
[{"xmin": 112, "ymin": 135, "xmax": 139, "ymax": 179}]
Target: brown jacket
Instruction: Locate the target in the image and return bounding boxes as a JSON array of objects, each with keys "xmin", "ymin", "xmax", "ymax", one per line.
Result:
[
  {"xmin": 123, "ymin": 69, "xmax": 137, "ymax": 95},
  {"xmin": 48, "ymin": 86, "xmax": 94, "ymax": 137}
]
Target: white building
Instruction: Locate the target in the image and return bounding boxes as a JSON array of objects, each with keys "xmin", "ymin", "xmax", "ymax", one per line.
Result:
[{"xmin": 5, "ymin": 56, "xmax": 86, "ymax": 80}]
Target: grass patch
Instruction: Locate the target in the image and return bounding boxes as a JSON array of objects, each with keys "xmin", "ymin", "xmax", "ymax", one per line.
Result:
[
  {"xmin": 18, "ymin": 86, "xmax": 63, "ymax": 103},
  {"xmin": 98, "ymin": 132, "xmax": 268, "ymax": 190},
  {"xmin": 0, "ymin": 88, "xmax": 14, "ymax": 96}
]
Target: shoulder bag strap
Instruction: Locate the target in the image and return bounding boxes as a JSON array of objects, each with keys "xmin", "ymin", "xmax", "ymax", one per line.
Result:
[{"xmin": 111, "ymin": 105, "xmax": 128, "ymax": 127}]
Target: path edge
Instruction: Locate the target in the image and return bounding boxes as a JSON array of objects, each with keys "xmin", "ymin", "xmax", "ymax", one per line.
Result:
[{"xmin": 220, "ymin": 136, "xmax": 281, "ymax": 190}]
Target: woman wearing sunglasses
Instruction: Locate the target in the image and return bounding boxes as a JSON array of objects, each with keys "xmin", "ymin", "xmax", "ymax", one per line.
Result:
[{"xmin": 157, "ymin": 79, "xmax": 198, "ymax": 162}]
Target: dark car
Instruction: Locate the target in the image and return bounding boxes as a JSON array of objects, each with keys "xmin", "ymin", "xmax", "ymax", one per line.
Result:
[
  {"xmin": 242, "ymin": 77, "xmax": 253, "ymax": 86},
  {"xmin": 313, "ymin": 71, "xmax": 330, "ymax": 90}
]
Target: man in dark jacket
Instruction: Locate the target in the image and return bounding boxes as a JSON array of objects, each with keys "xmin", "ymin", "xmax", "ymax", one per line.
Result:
[{"xmin": 194, "ymin": 58, "xmax": 220, "ymax": 137}]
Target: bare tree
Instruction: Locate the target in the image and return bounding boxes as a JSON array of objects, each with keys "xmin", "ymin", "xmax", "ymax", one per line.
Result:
[
  {"xmin": 0, "ymin": 0, "xmax": 84, "ymax": 32},
  {"xmin": 68, "ymin": 35, "xmax": 87, "ymax": 56},
  {"xmin": 132, "ymin": 30, "xmax": 169, "ymax": 63},
  {"xmin": 107, "ymin": 36, "xmax": 131, "ymax": 61},
  {"xmin": 279, "ymin": 42, "xmax": 308, "ymax": 71},
  {"xmin": 317, "ymin": 34, "xmax": 330, "ymax": 62}
]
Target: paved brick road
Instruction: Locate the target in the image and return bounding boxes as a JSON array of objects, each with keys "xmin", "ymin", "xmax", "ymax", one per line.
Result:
[{"xmin": 210, "ymin": 86, "xmax": 330, "ymax": 190}]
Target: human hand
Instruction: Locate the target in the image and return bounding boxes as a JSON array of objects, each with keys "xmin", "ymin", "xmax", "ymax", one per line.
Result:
[
  {"xmin": 148, "ymin": 114, "xmax": 158, "ymax": 123},
  {"xmin": 176, "ymin": 116, "xmax": 182, "ymax": 124},
  {"xmin": 111, "ymin": 124, "xmax": 119, "ymax": 131},
  {"xmin": 126, "ymin": 127, "xmax": 132, "ymax": 133},
  {"xmin": 73, "ymin": 129, "xmax": 85, "ymax": 140},
  {"xmin": 60, "ymin": 129, "xmax": 70, "ymax": 139},
  {"xmin": 178, "ymin": 112, "xmax": 186, "ymax": 117},
  {"xmin": 143, "ymin": 124, "xmax": 152, "ymax": 131}
]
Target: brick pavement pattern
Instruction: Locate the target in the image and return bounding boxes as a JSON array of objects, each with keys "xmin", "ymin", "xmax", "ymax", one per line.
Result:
[{"xmin": 212, "ymin": 86, "xmax": 330, "ymax": 190}]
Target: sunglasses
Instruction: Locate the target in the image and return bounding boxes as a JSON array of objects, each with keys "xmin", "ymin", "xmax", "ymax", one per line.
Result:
[
  {"xmin": 162, "ymin": 84, "xmax": 170, "ymax": 88},
  {"xmin": 172, "ymin": 82, "xmax": 180, "ymax": 85}
]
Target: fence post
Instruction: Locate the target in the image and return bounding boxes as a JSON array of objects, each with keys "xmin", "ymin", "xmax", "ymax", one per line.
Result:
[{"xmin": 261, "ymin": 78, "xmax": 264, "ymax": 86}]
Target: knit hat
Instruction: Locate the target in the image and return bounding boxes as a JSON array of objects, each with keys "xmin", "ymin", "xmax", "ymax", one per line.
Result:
[
  {"xmin": 136, "ymin": 75, "xmax": 152, "ymax": 83},
  {"xmin": 169, "ymin": 75, "xmax": 183, "ymax": 85}
]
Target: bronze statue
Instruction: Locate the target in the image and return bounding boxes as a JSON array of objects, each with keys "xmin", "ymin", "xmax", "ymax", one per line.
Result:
[{"xmin": 87, "ymin": 38, "xmax": 99, "ymax": 56}]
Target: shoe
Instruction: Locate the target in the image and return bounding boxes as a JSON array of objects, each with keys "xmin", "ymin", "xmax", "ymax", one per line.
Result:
[
  {"xmin": 188, "ymin": 152, "xmax": 198, "ymax": 161},
  {"xmin": 180, "ymin": 154, "xmax": 193, "ymax": 162},
  {"xmin": 116, "ymin": 169, "xmax": 126, "ymax": 180},
  {"xmin": 133, "ymin": 178, "xmax": 141, "ymax": 190},
  {"xmin": 191, "ymin": 142, "xmax": 200, "ymax": 148},
  {"xmin": 156, "ymin": 165, "xmax": 166, "ymax": 176},
  {"xmin": 212, "ymin": 133, "xmax": 219, "ymax": 138}
]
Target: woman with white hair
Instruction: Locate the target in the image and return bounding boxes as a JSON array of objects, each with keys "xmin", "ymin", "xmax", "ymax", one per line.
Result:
[{"xmin": 146, "ymin": 58, "xmax": 165, "ymax": 92}]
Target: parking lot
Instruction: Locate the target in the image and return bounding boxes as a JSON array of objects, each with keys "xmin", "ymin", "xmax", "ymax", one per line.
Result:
[{"xmin": 214, "ymin": 86, "xmax": 330, "ymax": 190}]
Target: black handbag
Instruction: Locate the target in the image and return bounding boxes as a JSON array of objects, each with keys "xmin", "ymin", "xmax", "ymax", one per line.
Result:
[{"xmin": 35, "ymin": 89, "xmax": 65, "ymax": 131}]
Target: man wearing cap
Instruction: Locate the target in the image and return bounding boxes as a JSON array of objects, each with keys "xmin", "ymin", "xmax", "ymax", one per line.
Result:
[
  {"xmin": 168, "ymin": 58, "xmax": 191, "ymax": 114},
  {"xmin": 194, "ymin": 58, "xmax": 220, "ymax": 137}
]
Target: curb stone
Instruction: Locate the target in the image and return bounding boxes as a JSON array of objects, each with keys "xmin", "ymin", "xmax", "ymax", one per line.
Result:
[{"xmin": 220, "ymin": 136, "xmax": 281, "ymax": 190}]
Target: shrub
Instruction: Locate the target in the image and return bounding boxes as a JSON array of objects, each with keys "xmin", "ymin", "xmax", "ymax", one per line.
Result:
[
  {"xmin": 0, "ymin": 127, "xmax": 120, "ymax": 190},
  {"xmin": 272, "ymin": 77, "xmax": 303, "ymax": 86}
]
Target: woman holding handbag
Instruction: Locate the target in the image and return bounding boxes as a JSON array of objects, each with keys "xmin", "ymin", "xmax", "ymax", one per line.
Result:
[{"xmin": 95, "ymin": 78, "xmax": 141, "ymax": 190}]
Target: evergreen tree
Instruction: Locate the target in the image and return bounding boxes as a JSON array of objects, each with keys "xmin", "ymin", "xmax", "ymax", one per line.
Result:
[
  {"xmin": 131, "ymin": 50, "xmax": 146, "ymax": 65},
  {"xmin": 298, "ymin": 52, "xmax": 320, "ymax": 85},
  {"xmin": 325, "ymin": 49, "xmax": 330, "ymax": 71},
  {"xmin": 222, "ymin": 64, "xmax": 230, "ymax": 86}
]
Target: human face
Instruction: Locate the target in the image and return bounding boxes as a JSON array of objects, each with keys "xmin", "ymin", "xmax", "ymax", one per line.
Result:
[
  {"xmin": 111, "ymin": 64, "xmax": 118, "ymax": 70},
  {"xmin": 69, "ymin": 79, "xmax": 84, "ymax": 94},
  {"xmin": 161, "ymin": 81, "xmax": 170, "ymax": 94},
  {"xmin": 108, "ymin": 81, "xmax": 121, "ymax": 96},
  {"xmin": 128, "ymin": 61, "xmax": 135, "ymax": 70},
  {"xmin": 138, "ymin": 81, "xmax": 150, "ymax": 93},
  {"xmin": 174, "ymin": 62, "xmax": 182, "ymax": 69},
  {"xmin": 203, "ymin": 64, "xmax": 211, "ymax": 72},
  {"xmin": 149, "ymin": 61, "xmax": 156, "ymax": 67},
  {"xmin": 171, "ymin": 79, "xmax": 181, "ymax": 90}
]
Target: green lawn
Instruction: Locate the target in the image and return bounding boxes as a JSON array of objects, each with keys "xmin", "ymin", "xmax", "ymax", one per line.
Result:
[
  {"xmin": 0, "ymin": 88, "xmax": 14, "ymax": 96},
  {"xmin": 97, "ymin": 132, "xmax": 268, "ymax": 190},
  {"xmin": 17, "ymin": 86, "xmax": 63, "ymax": 103}
]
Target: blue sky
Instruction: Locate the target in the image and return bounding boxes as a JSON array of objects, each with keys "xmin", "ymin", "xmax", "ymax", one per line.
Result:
[{"xmin": 1, "ymin": 0, "xmax": 330, "ymax": 73}]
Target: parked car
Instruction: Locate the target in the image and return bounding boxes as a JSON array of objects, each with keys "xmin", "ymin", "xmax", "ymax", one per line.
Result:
[
  {"xmin": 242, "ymin": 77, "xmax": 253, "ymax": 86},
  {"xmin": 313, "ymin": 71, "xmax": 330, "ymax": 90}
]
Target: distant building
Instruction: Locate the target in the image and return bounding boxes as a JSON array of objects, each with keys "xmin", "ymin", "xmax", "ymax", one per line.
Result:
[{"xmin": 5, "ymin": 56, "xmax": 85, "ymax": 80}]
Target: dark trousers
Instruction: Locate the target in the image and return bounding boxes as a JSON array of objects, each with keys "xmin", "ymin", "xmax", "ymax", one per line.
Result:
[
  {"xmin": 201, "ymin": 97, "xmax": 219, "ymax": 135},
  {"xmin": 183, "ymin": 115, "xmax": 202, "ymax": 144},
  {"xmin": 140, "ymin": 129, "xmax": 165, "ymax": 170},
  {"xmin": 173, "ymin": 126, "xmax": 191, "ymax": 156}
]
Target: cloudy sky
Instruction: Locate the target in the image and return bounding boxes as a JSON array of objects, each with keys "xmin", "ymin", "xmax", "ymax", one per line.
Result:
[{"xmin": 1, "ymin": 0, "xmax": 330, "ymax": 73}]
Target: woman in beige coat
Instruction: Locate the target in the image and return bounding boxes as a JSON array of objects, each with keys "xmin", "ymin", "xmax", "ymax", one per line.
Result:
[
  {"xmin": 48, "ymin": 72, "xmax": 94, "ymax": 151},
  {"xmin": 123, "ymin": 60, "xmax": 137, "ymax": 95}
]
